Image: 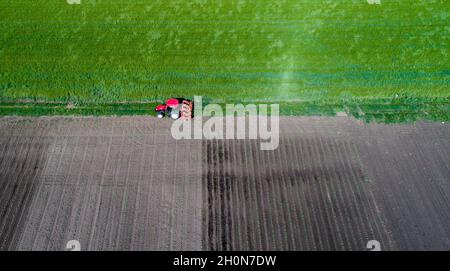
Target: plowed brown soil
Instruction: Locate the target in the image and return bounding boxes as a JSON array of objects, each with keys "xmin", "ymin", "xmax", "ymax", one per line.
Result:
[{"xmin": 0, "ymin": 116, "xmax": 448, "ymax": 250}]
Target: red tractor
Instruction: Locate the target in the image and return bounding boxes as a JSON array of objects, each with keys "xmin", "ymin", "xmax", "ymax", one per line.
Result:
[{"xmin": 155, "ymin": 98, "xmax": 193, "ymax": 119}]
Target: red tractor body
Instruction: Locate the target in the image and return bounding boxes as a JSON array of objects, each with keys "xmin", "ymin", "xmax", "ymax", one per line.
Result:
[
  {"xmin": 165, "ymin": 98, "xmax": 180, "ymax": 108},
  {"xmin": 155, "ymin": 98, "xmax": 193, "ymax": 120},
  {"xmin": 155, "ymin": 104, "xmax": 167, "ymax": 111}
]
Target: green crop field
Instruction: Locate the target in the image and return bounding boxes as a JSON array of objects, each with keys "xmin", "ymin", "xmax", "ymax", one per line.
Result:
[{"xmin": 0, "ymin": 0, "xmax": 448, "ymax": 121}]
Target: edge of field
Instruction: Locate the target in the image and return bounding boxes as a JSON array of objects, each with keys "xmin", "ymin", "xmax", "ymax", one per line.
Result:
[{"xmin": 0, "ymin": 96, "xmax": 449, "ymax": 123}]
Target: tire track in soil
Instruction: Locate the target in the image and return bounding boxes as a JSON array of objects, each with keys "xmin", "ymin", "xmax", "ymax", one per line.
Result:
[
  {"xmin": 31, "ymin": 136, "xmax": 70, "ymax": 250},
  {"xmin": 0, "ymin": 134, "xmax": 50, "ymax": 250},
  {"xmin": 45, "ymin": 136, "xmax": 81, "ymax": 251},
  {"xmin": 202, "ymin": 137, "xmax": 394, "ymax": 250},
  {"xmin": 356, "ymin": 128, "xmax": 450, "ymax": 250},
  {"xmin": 15, "ymin": 135, "xmax": 59, "ymax": 250},
  {"xmin": 1, "ymin": 117, "xmax": 449, "ymax": 251},
  {"xmin": 0, "ymin": 117, "xmax": 203, "ymax": 251}
]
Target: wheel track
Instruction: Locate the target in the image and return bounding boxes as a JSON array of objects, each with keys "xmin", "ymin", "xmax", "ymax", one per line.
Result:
[
  {"xmin": 0, "ymin": 136, "xmax": 46, "ymax": 250},
  {"xmin": 202, "ymin": 136, "xmax": 397, "ymax": 250},
  {"xmin": 31, "ymin": 136, "xmax": 70, "ymax": 250}
]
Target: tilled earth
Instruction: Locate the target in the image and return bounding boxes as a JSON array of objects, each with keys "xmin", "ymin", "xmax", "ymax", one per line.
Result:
[{"xmin": 0, "ymin": 116, "xmax": 449, "ymax": 250}]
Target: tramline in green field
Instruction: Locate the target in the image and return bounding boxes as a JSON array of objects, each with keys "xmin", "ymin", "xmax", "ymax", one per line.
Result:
[{"xmin": 0, "ymin": 0, "xmax": 448, "ymax": 121}]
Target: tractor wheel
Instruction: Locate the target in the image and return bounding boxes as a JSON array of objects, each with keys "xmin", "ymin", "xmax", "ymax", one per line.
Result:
[{"xmin": 157, "ymin": 112, "xmax": 164, "ymax": 118}]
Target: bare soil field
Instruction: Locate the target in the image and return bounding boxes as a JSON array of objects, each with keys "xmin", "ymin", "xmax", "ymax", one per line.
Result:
[
  {"xmin": 0, "ymin": 117, "xmax": 203, "ymax": 251},
  {"xmin": 203, "ymin": 117, "xmax": 450, "ymax": 250},
  {"xmin": 0, "ymin": 116, "xmax": 449, "ymax": 250}
]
